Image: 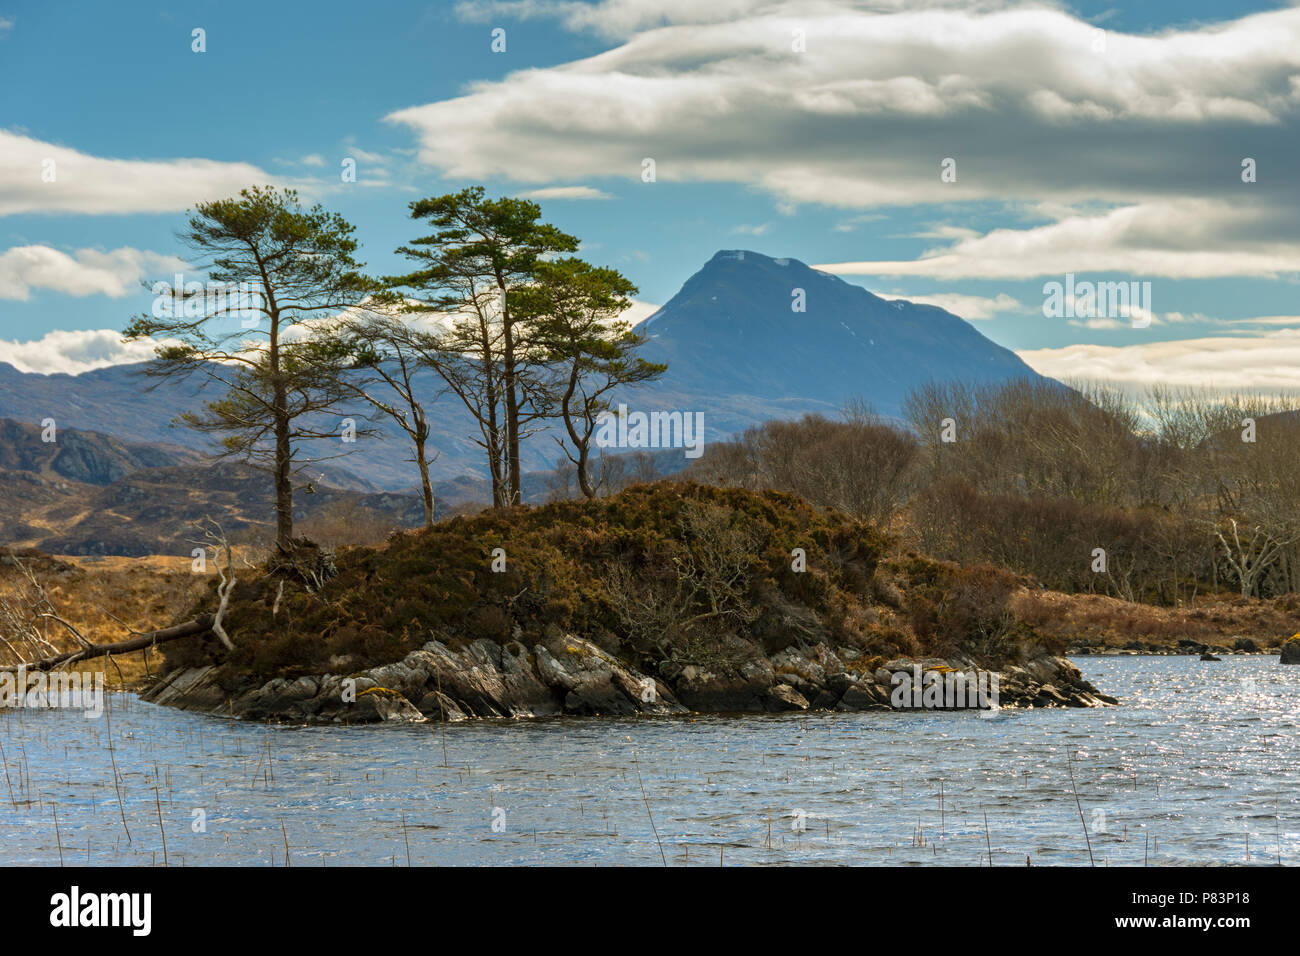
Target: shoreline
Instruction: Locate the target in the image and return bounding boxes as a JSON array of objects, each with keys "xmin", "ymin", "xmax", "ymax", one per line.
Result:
[{"xmin": 141, "ymin": 635, "xmax": 1117, "ymax": 725}]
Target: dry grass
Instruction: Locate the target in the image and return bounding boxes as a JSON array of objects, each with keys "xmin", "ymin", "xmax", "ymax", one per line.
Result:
[
  {"xmin": 1012, "ymin": 587, "xmax": 1300, "ymax": 650},
  {"xmin": 0, "ymin": 552, "xmax": 209, "ymax": 687}
]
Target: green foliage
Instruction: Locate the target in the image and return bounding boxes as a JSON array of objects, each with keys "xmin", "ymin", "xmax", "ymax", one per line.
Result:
[{"xmin": 122, "ymin": 185, "xmax": 380, "ymax": 552}]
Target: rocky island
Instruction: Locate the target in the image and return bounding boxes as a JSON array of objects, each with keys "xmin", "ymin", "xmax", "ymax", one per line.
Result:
[{"xmin": 140, "ymin": 483, "xmax": 1115, "ymax": 722}]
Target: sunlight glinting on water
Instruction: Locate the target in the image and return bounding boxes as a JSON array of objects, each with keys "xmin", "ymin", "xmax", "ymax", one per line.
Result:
[{"xmin": 0, "ymin": 656, "xmax": 1296, "ymax": 866}]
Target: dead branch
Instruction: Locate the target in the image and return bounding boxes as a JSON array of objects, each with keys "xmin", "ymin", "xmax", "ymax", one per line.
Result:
[
  {"xmin": 192, "ymin": 518, "xmax": 238, "ymax": 651},
  {"xmin": 0, "ymin": 615, "xmax": 214, "ymax": 673}
]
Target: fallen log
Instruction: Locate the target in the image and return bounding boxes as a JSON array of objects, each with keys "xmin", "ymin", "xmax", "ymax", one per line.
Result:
[{"xmin": 0, "ymin": 615, "xmax": 214, "ymax": 673}]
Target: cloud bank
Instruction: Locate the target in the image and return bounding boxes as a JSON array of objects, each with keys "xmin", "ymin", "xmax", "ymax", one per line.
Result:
[
  {"xmin": 0, "ymin": 328, "xmax": 171, "ymax": 375},
  {"xmin": 388, "ymin": 1, "xmax": 1300, "ymax": 281},
  {"xmin": 0, "ymin": 130, "xmax": 275, "ymax": 216},
  {"xmin": 0, "ymin": 245, "xmax": 187, "ymax": 300}
]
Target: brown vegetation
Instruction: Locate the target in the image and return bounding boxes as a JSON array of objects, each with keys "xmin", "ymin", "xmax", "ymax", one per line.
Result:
[
  {"xmin": 0, "ymin": 550, "xmax": 207, "ymax": 685},
  {"xmin": 151, "ymin": 482, "xmax": 1048, "ymax": 684},
  {"xmin": 692, "ymin": 378, "xmax": 1300, "ymax": 608}
]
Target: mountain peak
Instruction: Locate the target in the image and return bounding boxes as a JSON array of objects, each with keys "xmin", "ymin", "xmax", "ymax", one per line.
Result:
[
  {"xmin": 703, "ymin": 249, "xmax": 817, "ymax": 274},
  {"xmin": 694, "ymin": 249, "xmax": 861, "ymax": 296},
  {"xmin": 633, "ymin": 248, "xmax": 1044, "ymax": 418},
  {"xmin": 707, "ymin": 249, "xmax": 798, "ymax": 265}
]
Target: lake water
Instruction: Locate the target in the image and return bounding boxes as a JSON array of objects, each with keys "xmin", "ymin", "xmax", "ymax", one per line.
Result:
[{"xmin": 1, "ymin": 656, "xmax": 1296, "ymax": 866}]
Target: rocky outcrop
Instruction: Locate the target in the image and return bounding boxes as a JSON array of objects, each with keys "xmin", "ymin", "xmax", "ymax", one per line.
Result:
[
  {"xmin": 143, "ymin": 634, "xmax": 690, "ymax": 723},
  {"xmin": 1281, "ymin": 637, "xmax": 1300, "ymax": 665},
  {"xmin": 1068, "ymin": 638, "xmax": 1273, "ymax": 656},
  {"xmin": 142, "ymin": 634, "xmax": 1116, "ymax": 723}
]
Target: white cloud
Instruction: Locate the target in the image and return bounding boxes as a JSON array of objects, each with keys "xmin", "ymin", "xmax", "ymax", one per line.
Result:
[
  {"xmin": 622, "ymin": 299, "xmax": 661, "ymax": 326},
  {"xmin": 0, "ymin": 245, "xmax": 187, "ymax": 300},
  {"xmin": 395, "ymin": 4, "xmax": 1300, "ymax": 194},
  {"xmin": 1235, "ymin": 315, "xmax": 1300, "ymax": 328},
  {"xmin": 456, "ymin": 0, "xmax": 988, "ymax": 42},
  {"xmin": 390, "ymin": 3, "xmax": 1300, "ymax": 282},
  {"xmin": 1018, "ymin": 329, "xmax": 1300, "ymax": 391},
  {"xmin": 816, "ymin": 200, "xmax": 1300, "ymax": 280},
  {"xmin": 885, "ymin": 291, "xmax": 1022, "ymax": 319},
  {"xmin": 0, "ymin": 329, "xmax": 174, "ymax": 375},
  {"xmin": 519, "ymin": 185, "xmax": 614, "ymax": 200},
  {"xmin": 0, "ymin": 130, "xmax": 275, "ymax": 216},
  {"xmin": 457, "ymin": 0, "xmax": 774, "ymax": 40}
]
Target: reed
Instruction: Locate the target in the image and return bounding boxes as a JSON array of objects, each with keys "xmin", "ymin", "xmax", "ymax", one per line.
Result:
[
  {"xmin": 402, "ymin": 809, "xmax": 412, "ymax": 866},
  {"xmin": 154, "ymin": 778, "xmax": 167, "ymax": 866},
  {"xmin": 0, "ymin": 741, "xmax": 16, "ymax": 810},
  {"xmin": 630, "ymin": 751, "xmax": 666, "ymax": 866},
  {"xmin": 53, "ymin": 801, "xmax": 64, "ymax": 866},
  {"xmin": 1066, "ymin": 753, "xmax": 1094, "ymax": 866},
  {"xmin": 983, "ymin": 809, "xmax": 993, "ymax": 866}
]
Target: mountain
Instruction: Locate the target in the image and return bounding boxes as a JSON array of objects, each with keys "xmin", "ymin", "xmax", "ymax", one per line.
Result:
[
  {"xmin": 631, "ymin": 250, "xmax": 1042, "ymax": 423},
  {"xmin": 0, "ymin": 456, "xmax": 441, "ymax": 557},
  {"xmin": 0, "ymin": 418, "xmax": 201, "ymax": 484},
  {"xmin": 0, "ymin": 250, "xmax": 1048, "ymax": 492}
]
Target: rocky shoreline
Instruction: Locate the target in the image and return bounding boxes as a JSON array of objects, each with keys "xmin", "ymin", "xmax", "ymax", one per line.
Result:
[
  {"xmin": 1069, "ymin": 638, "xmax": 1283, "ymax": 656},
  {"xmin": 141, "ymin": 634, "xmax": 1116, "ymax": 723}
]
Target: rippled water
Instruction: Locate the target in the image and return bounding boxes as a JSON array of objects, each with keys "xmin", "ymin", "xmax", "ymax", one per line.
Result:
[{"xmin": 1, "ymin": 656, "xmax": 1296, "ymax": 866}]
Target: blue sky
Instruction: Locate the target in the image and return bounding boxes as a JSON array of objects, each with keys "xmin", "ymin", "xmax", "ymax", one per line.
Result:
[{"xmin": 2, "ymin": 0, "xmax": 1299, "ymax": 390}]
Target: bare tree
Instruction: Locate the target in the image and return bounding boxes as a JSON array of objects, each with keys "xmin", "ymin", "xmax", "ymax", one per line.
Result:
[{"xmin": 320, "ymin": 311, "xmax": 443, "ymax": 527}]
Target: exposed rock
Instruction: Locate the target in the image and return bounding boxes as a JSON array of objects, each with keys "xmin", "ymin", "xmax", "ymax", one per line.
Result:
[
  {"xmin": 765, "ymin": 684, "xmax": 810, "ymax": 711},
  {"xmin": 1034, "ymin": 683, "xmax": 1070, "ymax": 706},
  {"xmin": 354, "ymin": 690, "xmax": 425, "ymax": 722},
  {"xmin": 668, "ymin": 639, "xmax": 776, "ymax": 712},
  {"xmin": 835, "ymin": 680, "xmax": 891, "ymax": 711},
  {"xmin": 414, "ymin": 690, "xmax": 469, "ymax": 722},
  {"xmin": 540, "ymin": 635, "xmax": 685, "ymax": 716},
  {"xmin": 1281, "ymin": 638, "xmax": 1300, "ymax": 665},
  {"xmin": 141, "ymin": 637, "xmax": 1116, "ymax": 722}
]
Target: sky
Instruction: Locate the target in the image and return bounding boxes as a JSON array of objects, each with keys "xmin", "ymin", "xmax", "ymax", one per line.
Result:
[{"xmin": 2, "ymin": 0, "xmax": 1299, "ymax": 391}]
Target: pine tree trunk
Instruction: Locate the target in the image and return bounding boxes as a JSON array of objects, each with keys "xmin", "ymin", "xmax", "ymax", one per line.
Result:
[
  {"xmin": 499, "ymin": 276, "xmax": 523, "ymax": 506},
  {"xmin": 270, "ymin": 314, "xmax": 294, "ymax": 553},
  {"xmin": 415, "ymin": 433, "xmax": 435, "ymax": 528},
  {"xmin": 273, "ymin": 404, "xmax": 294, "ymax": 553},
  {"xmin": 504, "ymin": 363, "xmax": 522, "ymax": 505},
  {"xmin": 577, "ymin": 444, "xmax": 595, "ymax": 499}
]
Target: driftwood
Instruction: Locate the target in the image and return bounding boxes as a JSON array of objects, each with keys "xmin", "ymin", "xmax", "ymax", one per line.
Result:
[{"xmin": 0, "ymin": 615, "xmax": 213, "ymax": 673}]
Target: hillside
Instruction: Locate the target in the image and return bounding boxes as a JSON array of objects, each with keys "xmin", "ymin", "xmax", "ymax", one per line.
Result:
[
  {"xmin": 634, "ymin": 250, "xmax": 1044, "ymax": 421},
  {"xmin": 0, "ymin": 417, "xmax": 202, "ymax": 483},
  {"xmin": 0, "ymin": 250, "xmax": 1052, "ymax": 492},
  {"xmin": 1, "ymin": 459, "xmax": 439, "ymax": 557}
]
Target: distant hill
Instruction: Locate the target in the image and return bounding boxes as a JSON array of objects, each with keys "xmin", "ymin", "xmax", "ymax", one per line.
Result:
[
  {"xmin": 0, "ymin": 417, "xmax": 201, "ymax": 484},
  {"xmin": 0, "ymin": 250, "xmax": 1050, "ymax": 492},
  {"xmin": 0, "ymin": 457, "xmax": 438, "ymax": 557},
  {"xmin": 632, "ymin": 250, "xmax": 1043, "ymax": 421},
  {"xmin": 0, "ymin": 417, "xmax": 686, "ymax": 556}
]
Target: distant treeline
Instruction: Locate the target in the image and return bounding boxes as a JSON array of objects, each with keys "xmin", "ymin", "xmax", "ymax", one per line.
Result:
[{"xmin": 689, "ymin": 379, "xmax": 1300, "ymax": 606}]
